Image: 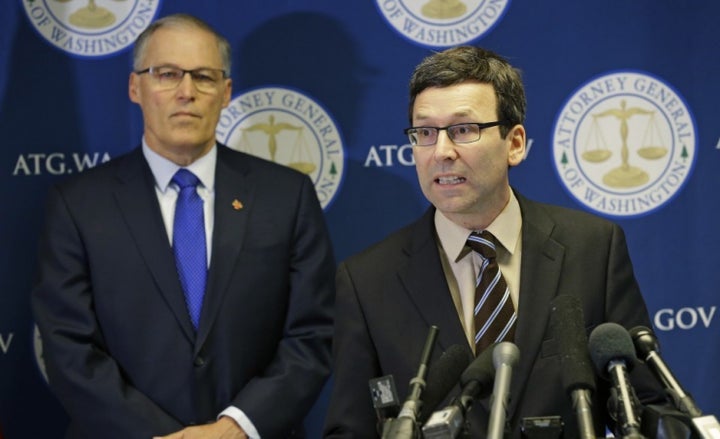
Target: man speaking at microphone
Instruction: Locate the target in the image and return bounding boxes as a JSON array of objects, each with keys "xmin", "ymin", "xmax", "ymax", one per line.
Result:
[{"xmin": 323, "ymin": 46, "xmax": 665, "ymax": 438}]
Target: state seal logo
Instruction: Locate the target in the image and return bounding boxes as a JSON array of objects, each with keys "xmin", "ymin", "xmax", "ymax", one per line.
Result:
[
  {"xmin": 552, "ymin": 71, "xmax": 696, "ymax": 218},
  {"xmin": 216, "ymin": 86, "xmax": 345, "ymax": 210},
  {"xmin": 22, "ymin": 0, "xmax": 161, "ymax": 58},
  {"xmin": 375, "ymin": 0, "xmax": 510, "ymax": 48}
]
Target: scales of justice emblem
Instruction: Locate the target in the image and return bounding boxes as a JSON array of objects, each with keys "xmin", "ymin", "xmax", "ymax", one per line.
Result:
[
  {"xmin": 237, "ymin": 115, "xmax": 317, "ymax": 175},
  {"xmin": 376, "ymin": 0, "xmax": 509, "ymax": 49},
  {"xmin": 581, "ymin": 99, "xmax": 674, "ymax": 189},
  {"xmin": 54, "ymin": 0, "xmax": 126, "ymax": 28},
  {"xmin": 217, "ymin": 87, "xmax": 345, "ymax": 209},
  {"xmin": 421, "ymin": 0, "xmax": 468, "ymax": 19},
  {"xmin": 553, "ymin": 72, "xmax": 695, "ymax": 218},
  {"xmin": 24, "ymin": 0, "xmax": 159, "ymax": 57}
]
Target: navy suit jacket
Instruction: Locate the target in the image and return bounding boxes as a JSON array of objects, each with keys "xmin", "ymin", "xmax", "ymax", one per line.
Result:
[
  {"xmin": 32, "ymin": 144, "xmax": 335, "ymax": 438},
  {"xmin": 323, "ymin": 192, "xmax": 665, "ymax": 438}
]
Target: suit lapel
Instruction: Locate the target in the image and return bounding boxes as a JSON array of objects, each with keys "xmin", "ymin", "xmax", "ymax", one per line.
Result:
[
  {"xmin": 194, "ymin": 146, "xmax": 254, "ymax": 351},
  {"xmin": 397, "ymin": 208, "xmax": 471, "ymax": 356},
  {"xmin": 508, "ymin": 194, "xmax": 565, "ymax": 416},
  {"xmin": 112, "ymin": 148, "xmax": 196, "ymax": 342}
]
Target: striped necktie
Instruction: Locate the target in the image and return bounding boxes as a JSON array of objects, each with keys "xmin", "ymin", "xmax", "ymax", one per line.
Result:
[{"xmin": 467, "ymin": 231, "xmax": 516, "ymax": 354}]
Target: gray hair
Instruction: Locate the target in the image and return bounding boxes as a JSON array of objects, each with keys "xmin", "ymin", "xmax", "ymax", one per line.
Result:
[{"xmin": 132, "ymin": 13, "xmax": 231, "ymax": 76}]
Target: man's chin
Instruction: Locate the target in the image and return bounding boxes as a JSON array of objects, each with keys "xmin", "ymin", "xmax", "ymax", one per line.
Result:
[
  {"xmin": 432, "ymin": 201, "xmax": 474, "ymax": 216},
  {"xmin": 169, "ymin": 135, "xmax": 214, "ymax": 150}
]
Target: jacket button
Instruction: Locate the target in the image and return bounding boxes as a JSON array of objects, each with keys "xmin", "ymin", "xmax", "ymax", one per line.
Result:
[{"xmin": 194, "ymin": 357, "xmax": 205, "ymax": 367}]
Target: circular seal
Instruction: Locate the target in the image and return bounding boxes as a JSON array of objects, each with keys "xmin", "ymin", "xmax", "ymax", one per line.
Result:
[
  {"xmin": 216, "ymin": 86, "xmax": 345, "ymax": 210},
  {"xmin": 22, "ymin": 0, "xmax": 161, "ymax": 58},
  {"xmin": 552, "ymin": 71, "xmax": 697, "ymax": 218},
  {"xmin": 374, "ymin": 0, "xmax": 511, "ymax": 48}
]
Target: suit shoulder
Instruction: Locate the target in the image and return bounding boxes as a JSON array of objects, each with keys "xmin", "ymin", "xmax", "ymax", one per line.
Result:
[
  {"xmin": 51, "ymin": 148, "xmax": 140, "ymax": 193},
  {"xmin": 540, "ymin": 201, "xmax": 611, "ymax": 224},
  {"xmin": 341, "ymin": 218, "xmax": 423, "ymax": 270},
  {"xmin": 522, "ymin": 196, "xmax": 623, "ymax": 237},
  {"xmin": 220, "ymin": 145, "xmax": 308, "ymax": 181}
]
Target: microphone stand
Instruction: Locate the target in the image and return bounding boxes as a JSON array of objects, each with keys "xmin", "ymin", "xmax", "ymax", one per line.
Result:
[{"xmin": 382, "ymin": 325, "xmax": 439, "ymax": 439}]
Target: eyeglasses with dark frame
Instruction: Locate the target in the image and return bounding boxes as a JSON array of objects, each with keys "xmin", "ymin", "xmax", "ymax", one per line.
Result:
[
  {"xmin": 135, "ymin": 65, "xmax": 228, "ymax": 93},
  {"xmin": 404, "ymin": 121, "xmax": 509, "ymax": 146}
]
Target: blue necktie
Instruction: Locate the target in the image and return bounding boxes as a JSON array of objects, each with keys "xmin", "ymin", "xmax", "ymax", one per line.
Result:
[
  {"xmin": 467, "ymin": 231, "xmax": 516, "ymax": 354},
  {"xmin": 172, "ymin": 169, "xmax": 207, "ymax": 329}
]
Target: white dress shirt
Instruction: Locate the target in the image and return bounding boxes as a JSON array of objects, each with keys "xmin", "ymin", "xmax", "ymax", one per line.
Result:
[
  {"xmin": 433, "ymin": 191, "xmax": 523, "ymax": 351},
  {"xmin": 142, "ymin": 141, "xmax": 261, "ymax": 438}
]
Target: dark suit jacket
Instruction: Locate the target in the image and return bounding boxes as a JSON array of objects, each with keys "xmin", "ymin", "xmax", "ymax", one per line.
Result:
[
  {"xmin": 323, "ymin": 192, "xmax": 664, "ymax": 438},
  {"xmin": 32, "ymin": 145, "xmax": 335, "ymax": 439}
]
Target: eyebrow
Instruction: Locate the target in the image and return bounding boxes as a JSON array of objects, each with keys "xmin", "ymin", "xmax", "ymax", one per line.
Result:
[
  {"xmin": 150, "ymin": 63, "xmax": 223, "ymax": 71},
  {"xmin": 413, "ymin": 110, "xmax": 476, "ymax": 124}
]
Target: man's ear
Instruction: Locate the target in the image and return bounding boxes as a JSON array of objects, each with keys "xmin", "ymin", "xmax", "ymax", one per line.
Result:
[
  {"xmin": 129, "ymin": 73, "xmax": 140, "ymax": 104},
  {"xmin": 507, "ymin": 124, "xmax": 526, "ymax": 166}
]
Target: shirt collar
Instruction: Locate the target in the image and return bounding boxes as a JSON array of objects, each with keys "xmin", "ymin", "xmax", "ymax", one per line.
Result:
[
  {"xmin": 434, "ymin": 190, "xmax": 522, "ymax": 262},
  {"xmin": 142, "ymin": 139, "xmax": 217, "ymax": 192}
]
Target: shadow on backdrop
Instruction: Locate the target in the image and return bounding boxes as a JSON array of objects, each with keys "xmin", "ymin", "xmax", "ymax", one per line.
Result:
[
  {"xmin": 235, "ymin": 11, "xmax": 425, "ymax": 264},
  {"xmin": 233, "ymin": 10, "xmax": 425, "ymax": 436}
]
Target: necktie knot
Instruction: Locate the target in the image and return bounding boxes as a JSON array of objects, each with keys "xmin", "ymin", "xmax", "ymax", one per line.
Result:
[
  {"xmin": 467, "ymin": 231, "xmax": 497, "ymax": 260},
  {"xmin": 172, "ymin": 169, "xmax": 200, "ymax": 190}
]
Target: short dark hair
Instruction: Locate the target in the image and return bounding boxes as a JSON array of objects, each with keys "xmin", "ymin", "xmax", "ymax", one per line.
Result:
[
  {"xmin": 132, "ymin": 13, "xmax": 232, "ymax": 75},
  {"xmin": 408, "ymin": 46, "xmax": 526, "ymax": 138}
]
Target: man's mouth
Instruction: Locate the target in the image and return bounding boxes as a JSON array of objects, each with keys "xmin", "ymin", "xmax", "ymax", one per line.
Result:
[
  {"xmin": 172, "ymin": 111, "xmax": 199, "ymax": 118},
  {"xmin": 436, "ymin": 176, "xmax": 466, "ymax": 185}
]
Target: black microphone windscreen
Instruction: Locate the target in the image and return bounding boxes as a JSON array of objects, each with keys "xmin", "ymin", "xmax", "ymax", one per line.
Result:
[
  {"xmin": 418, "ymin": 344, "xmax": 471, "ymax": 422},
  {"xmin": 629, "ymin": 325, "xmax": 659, "ymax": 360},
  {"xmin": 588, "ymin": 322, "xmax": 637, "ymax": 379},
  {"xmin": 550, "ymin": 295, "xmax": 596, "ymax": 394},
  {"xmin": 459, "ymin": 343, "xmax": 496, "ymax": 399}
]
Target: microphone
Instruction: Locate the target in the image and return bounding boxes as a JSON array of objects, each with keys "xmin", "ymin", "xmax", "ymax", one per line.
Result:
[
  {"xmin": 630, "ymin": 326, "xmax": 720, "ymax": 439},
  {"xmin": 486, "ymin": 342, "xmax": 520, "ymax": 439},
  {"xmin": 372, "ymin": 345, "xmax": 469, "ymax": 437},
  {"xmin": 418, "ymin": 344, "xmax": 473, "ymax": 423},
  {"xmin": 381, "ymin": 325, "xmax": 439, "ymax": 439},
  {"xmin": 422, "ymin": 343, "xmax": 496, "ymax": 439},
  {"xmin": 370, "ymin": 374, "xmax": 401, "ymax": 434},
  {"xmin": 588, "ymin": 322, "xmax": 645, "ymax": 439},
  {"xmin": 550, "ymin": 295, "xmax": 597, "ymax": 439},
  {"xmin": 629, "ymin": 326, "xmax": 701, "ymax": 417}
]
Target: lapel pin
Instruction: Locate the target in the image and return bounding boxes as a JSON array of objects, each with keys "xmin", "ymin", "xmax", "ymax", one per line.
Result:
[{"xmin": 232, "ymin": 199, "xmax": 244, "ymax": 210}]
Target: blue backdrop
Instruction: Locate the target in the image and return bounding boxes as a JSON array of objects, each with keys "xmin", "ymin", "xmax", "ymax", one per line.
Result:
[{"xmin": 2, "ymin": 1, "xmax": 718, "ymax": 437}]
